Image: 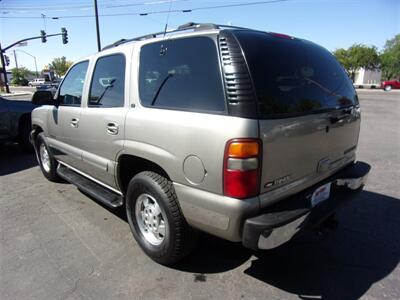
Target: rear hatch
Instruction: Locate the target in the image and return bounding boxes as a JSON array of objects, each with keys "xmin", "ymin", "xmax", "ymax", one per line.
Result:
[{"xmin": 234, "ymin": 31, "xmax": 360, "ymax": 197}]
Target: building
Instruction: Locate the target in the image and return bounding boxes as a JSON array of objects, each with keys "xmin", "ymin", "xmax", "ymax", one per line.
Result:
[{"xmin": 353, "ymin": 68, "xmax": 382, "ymax": 88}]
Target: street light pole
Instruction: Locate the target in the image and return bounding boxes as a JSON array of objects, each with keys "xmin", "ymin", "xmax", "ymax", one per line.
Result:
[
  {"xmin": 15, "ymin": 49, "xmax": 39, "ymax": 78},
  {"xmin": 34, "ymin": 57, "xmax": 38, "ymax": 78},
  {"xmin": 94, "ymin": 0, "xmax": 101, "ymax": 51},
  {"xmin": 13, "ymin": 50, "xmax": 18, "ymax": 70}
]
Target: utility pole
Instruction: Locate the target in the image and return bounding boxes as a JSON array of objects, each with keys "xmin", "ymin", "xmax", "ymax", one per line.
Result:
[
  {"xmin": 94, "ymin": 0, "xmax": 101, "ymax": 51},
  {"xmin": 13, "ymin": 50, "xmax": 18, "ymax": 70}
]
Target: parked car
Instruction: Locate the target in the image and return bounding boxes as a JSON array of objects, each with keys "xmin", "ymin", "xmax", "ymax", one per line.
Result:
[
  {"xmin": 28, "ymin": 78, "xmax": 46, "ymax": 87},
  {"xmin": 36, "ymin": 83, "xmax": 58, "ymax": 96},
  {"xmin": 30, "ymin": 23, "xmax": 370, "ymax": 265},
  {"xmin": 0, "ymin": 96, "xmax": 37, "ymax": 150},
  {"xmin": 381, "ymin": 78, "xmax": 400, "ymax": 91}
]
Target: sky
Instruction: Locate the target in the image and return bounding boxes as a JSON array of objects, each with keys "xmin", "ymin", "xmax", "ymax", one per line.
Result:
[{"xmin": 0, "ymin": 0, "xmax": 399, "ymax": 72}]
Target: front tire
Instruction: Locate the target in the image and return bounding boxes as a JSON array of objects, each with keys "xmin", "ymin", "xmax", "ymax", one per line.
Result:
[
  {"xmin": 126, "ymin": 171, "xmax": 196, "ymax": 265},
  {"xmin": 36, "ymin": 133, "xmax": 61, "ymax": 182}
]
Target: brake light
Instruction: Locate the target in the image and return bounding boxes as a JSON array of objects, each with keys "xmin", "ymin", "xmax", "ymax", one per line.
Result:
[
  {"xmin": 269, "ymin": 32, "xmax": 293, "ymax": 39},
  {"xmin": 223, "ymin": 138, "xmax": 261, "ymax": 199}
]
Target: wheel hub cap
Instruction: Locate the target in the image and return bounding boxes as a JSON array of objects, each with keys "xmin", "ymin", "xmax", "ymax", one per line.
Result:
[
  {"xmin": 39, "ymin": 143, "xmax": 51, "ymax": 173},
  {"xmin": 135, "ymin": 193, "xmax": 166, "ymax": 245}
]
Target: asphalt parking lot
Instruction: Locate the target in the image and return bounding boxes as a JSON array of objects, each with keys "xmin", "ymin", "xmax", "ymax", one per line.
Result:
[{"xmin": 1, "ymin": 90, "xmax": 399, "ymax": 300}]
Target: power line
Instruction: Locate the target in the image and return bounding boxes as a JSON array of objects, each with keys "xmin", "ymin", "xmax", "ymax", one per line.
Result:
[
  {"xmin": 0, "ymin": 0, "xmax": 292, "ymax": 19},
  {"xmin": 0, "ymin": 0, "xmax": 187, "ymax": 12},
  {"xmin": 106, "ymin": 0, "xmax": 188, "ymax": 9}
]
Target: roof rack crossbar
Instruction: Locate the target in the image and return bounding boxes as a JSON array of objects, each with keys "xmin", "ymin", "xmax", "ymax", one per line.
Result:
[{"xmin": 101, "ymin": 22, "xmax": 251, "ymax": 51}]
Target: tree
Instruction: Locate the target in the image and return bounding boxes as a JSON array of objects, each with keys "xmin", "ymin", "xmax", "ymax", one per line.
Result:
[
  {"xmin": 333, "ymin": 44, "xmax": 380, "ymax": 81},
  {"xmin": 11, "ymin": 67, "xmax": 33, "ymax": 86},
  {"xmin": 380, "ymin": 34, "xmax": 400, "ymax": 80},
  {"xmin": 47, "ymin": 56, "xmax": 73, "ymax": 76},
  {"xmin": 333, "ymin": 48, "xmax": 352, "ymax": 77}
]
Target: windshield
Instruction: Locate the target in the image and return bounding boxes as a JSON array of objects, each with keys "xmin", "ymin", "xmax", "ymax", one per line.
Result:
[{"xmin": 234, "ymin": 30, "xmax": 358, "ymax": 118}]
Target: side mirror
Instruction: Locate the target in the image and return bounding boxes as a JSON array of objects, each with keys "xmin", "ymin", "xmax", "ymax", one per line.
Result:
[{"xmin": 32, "ymin": 91, "xmax": 57, "ymax": 106}]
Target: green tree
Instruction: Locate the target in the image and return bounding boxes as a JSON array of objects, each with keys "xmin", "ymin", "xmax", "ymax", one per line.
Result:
[
  {"xmin": 333, "ymin": 48, "xmax": 351, "ymax": 71},
  {"xmin": 11, "ymin": 67, "xmax": 33, "ymax": 86},
  {"xmin": 380, "ymin": 34, "xmax": 400, "ymax": 80},
  {"xmin": 333, "ymin": 44, "xmax": 380, "ymax": 81},
  {"xmin": 47, "ymin": 56, "xmax": 73, "ymax": 76}
]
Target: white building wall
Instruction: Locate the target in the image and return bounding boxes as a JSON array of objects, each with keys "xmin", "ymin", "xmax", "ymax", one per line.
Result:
[{"xmin": 354, "ymin": 68, "xmax": 382, "ymax": 85}]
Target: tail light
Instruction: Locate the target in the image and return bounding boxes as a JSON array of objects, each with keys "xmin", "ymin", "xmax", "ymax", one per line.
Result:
[{"xmin": 223, "ymin": 138, "xmax": 262, "ymax": 199}]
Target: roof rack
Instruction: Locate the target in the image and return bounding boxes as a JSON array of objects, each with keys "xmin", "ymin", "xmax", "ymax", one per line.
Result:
[{"xmin": 101, "ymin": 22, "xmax": 251, "ymax": 51}]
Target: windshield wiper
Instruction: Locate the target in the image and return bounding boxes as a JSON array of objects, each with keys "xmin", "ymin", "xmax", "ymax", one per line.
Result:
[{"xmin": 151, "ymin": 72, "xmax": 174, "ymax": 106}]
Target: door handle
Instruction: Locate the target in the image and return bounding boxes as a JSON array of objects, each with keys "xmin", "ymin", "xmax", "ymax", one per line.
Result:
[
  {"xmin": 107, "ymin": 122, "xmax": 119, "ymax": 135},
  {"xmin": 70, "ymin": 118, "xmax": 79, "ymax": 128}
]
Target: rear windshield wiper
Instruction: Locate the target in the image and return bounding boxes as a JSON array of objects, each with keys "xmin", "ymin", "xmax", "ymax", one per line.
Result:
[
  {"xmin": 151, "ymin": 72, "xmax": 174, "ymax": 106},
  {"xmin": 91, "ymin": 78, "xmax": 116, "ymax": 105},
  {"xmin": 302, "ymin": 76, "xmax": 340, "ymax": 98}
]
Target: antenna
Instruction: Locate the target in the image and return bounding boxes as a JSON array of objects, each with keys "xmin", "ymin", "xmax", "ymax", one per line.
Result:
[
  {"xmin": 160, "ymin": 0, "xmax": 173, "ymax": 56},
  {"xmin": 163, "ymin": 0, "xmax": 173, "ymax": 37}
]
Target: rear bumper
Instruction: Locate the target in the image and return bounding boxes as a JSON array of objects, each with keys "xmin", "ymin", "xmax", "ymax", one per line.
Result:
[{"xmin": 242, "ymin": 161, "xmax": 371, "ymax": 250}]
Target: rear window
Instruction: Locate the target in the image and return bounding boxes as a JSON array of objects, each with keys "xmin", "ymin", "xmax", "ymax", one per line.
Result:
[
  {"xmin": 139, "ymin": 36, "xmax": 225, "ymax": 113},
  {"xmin": 234, "ymin": 31, "xmax": 358, "ymax": 118}
]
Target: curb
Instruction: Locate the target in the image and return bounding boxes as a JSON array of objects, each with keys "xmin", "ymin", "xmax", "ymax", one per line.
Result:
[
  {"xmin": 355, "ymin": 89, "xmax": 400, "ymax": 93},
  {"xmin": 0, "ymin": 92, "xmax": 33, "ymax": 97}
]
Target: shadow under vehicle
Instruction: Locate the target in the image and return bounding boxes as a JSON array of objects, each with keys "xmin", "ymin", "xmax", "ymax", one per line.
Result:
[{"xmin": 173, "ymin": 190, "xmax": 400, "ymax": 299}]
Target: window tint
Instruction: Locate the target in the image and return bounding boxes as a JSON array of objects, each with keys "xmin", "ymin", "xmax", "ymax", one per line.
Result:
[
  {"xmin": 89, "ymin": 54, "xmax": 126, "ymax": 108},
  {"xmin": 59, "ymin": 61, "xmax": 89, "ymax": 106},
  {"xmin": 139, "ymin": 37, "xmax": 225, "ymax": 112},
  {"xmin": 234, "ymin": 31, "xmax": 358, "ymax": 118}
]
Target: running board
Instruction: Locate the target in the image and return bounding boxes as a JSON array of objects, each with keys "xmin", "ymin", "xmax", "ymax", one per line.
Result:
[{"xmin": 57, "ymin": 165, "xmax": 123, "ymax": 208}]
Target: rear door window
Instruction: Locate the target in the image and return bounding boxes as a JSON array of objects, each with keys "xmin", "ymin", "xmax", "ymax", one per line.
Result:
[
  {"xmin": 234, "ymin": 31, "xmax": 358, "ymax": 118},
  {"xmin": 138, "ymin": 37, "xmax": 226, "ymax": 113},
  {"xmin": 88, "ymin": 54, "xmax": 126, "ymax": 108}
]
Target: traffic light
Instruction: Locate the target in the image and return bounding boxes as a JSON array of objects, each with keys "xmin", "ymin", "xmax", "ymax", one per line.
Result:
[
  {"xmin": 61, "ymin": 27, "xmax": 68, "ymax": 44},
  {"xmin": 4, "ymin": 55, "xmax": 10, "ymax": 66},
  {"xmin": 40, "ymin": 30, "xmax": 47, "ymax": 43}
]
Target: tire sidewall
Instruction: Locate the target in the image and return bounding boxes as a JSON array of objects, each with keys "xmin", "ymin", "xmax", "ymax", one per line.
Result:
[
  {"xmin": 36, "ymin": 133, "xmax": 59, "ymax": 181},
  {"xmin": 126, "ymin": 173, "xmax": 178, "ymax": 262}
]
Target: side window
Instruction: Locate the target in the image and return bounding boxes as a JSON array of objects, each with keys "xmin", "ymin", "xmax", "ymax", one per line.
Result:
[
  {"xmin": 139, "ymin": 37, "xmax": 225, "ymax": 112},
  {"xmin": 88, "ymin": 54, "xmax": 126, "ymax": 108},
  {"xmin": 59, "ymin": 61, "xmax": 89, "ymax": 106}
]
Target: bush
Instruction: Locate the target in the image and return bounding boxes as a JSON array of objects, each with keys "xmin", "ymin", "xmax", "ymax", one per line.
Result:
[{"xmin": 10, "ymin": 67, "xmax": 33, "ymax": 86}]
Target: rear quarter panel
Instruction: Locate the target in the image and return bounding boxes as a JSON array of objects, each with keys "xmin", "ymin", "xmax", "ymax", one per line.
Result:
[
  {"xmin": 123, "ymin": 108, "xmax": 259, "ymax": 194},
  {"xmin": 2, "ymin": 99, "xmax": 37, "ymax": 139}
]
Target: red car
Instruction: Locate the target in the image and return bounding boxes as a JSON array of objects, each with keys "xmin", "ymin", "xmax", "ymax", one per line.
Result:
[{"xmin": 381, "ymin": 79, "xmax": 400, "ymax": 91}]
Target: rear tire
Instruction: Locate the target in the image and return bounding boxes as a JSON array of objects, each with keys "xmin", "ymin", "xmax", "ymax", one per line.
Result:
[
  {"xmin": 17, "ymin": 116, "xmax": 33, "ymax": 152},
  {"xmin": 384, "ymin": 85, "xmax": 392, "ymax": 91},
  {"xmin": 126, "ymin": 171, "xmax": 196, "ymax": 265},
  {"xmin": 36, "ymin": 132, "xmax": 61, "ymax": 182}
]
